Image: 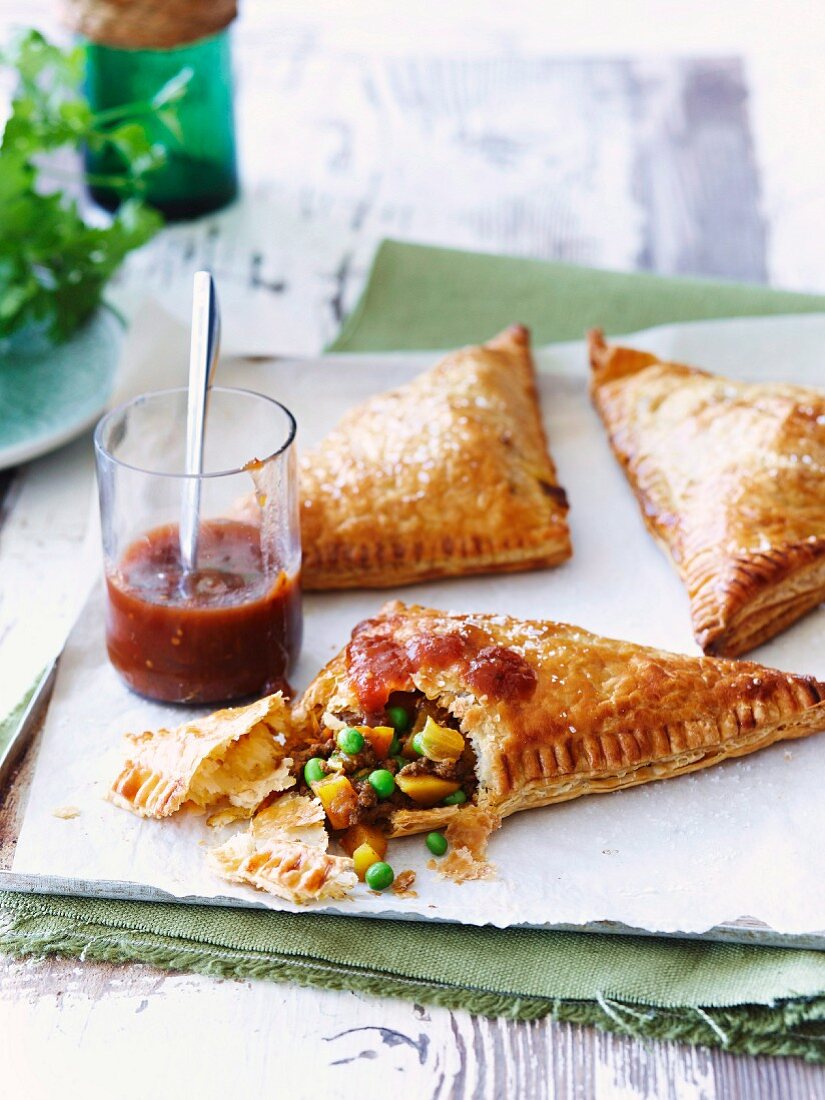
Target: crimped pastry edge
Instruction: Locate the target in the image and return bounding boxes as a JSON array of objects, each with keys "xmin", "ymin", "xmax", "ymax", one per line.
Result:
[
  {"xmin": 475, "ymin": 699, "xmax": 825, "ymax": 819},
  {"xmin": 303, "ymin": 538, "xmax": 572, "ymax": 591},
  {"xmin": 699, "ymin": 550, "xmax": 825, "ymax": 657},
  {"xmin": 386, "ymin": 694, "xmax": 825, "ymax": 835}
]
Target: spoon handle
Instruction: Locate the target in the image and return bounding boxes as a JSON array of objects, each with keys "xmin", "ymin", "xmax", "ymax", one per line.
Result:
[{"xmin": 180, "ymin": 271, "xmax": 221, "ymax": 573}]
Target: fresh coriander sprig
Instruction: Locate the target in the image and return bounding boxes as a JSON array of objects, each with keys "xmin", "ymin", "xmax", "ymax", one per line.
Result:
[{"xmin": 0, "ymin": 29, "xmax": 190, "ymax": 345}]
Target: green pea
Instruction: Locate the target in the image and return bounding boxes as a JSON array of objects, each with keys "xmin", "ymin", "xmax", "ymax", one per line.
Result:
[
  {"xmin": 391, "ymin": 754, "xmax": 407, "ymax": 771},
  {"xmin": 425, "ymin": 831, "xmax": 448, "ymax": 857},
  {"xmin": 303, "ymin": 758, "xmax": 326, "ymax": 786},
  {"xmin": 411, "ymin": 732, "xmax": 425, "ymax": 756},
  {"xmin": 337, "ymin": 727, "xmax": 365, "ymax": 755},
  {"xmin": 388, "ymin": 735, "xmax": 402, "ymax": 756},
  {"xmin": 442, "ymin": 789, "xmax": 467, "ymax": 806},
  {"xmin": 387, "ymin": 705, "xmax": 411, "ymax": 732},
  {"xmin": 368, "ymin": 769, "xmax": 396, "ymax": 800},
  {"xmin": 365, "ymin": 861, "xmax": 394, "ymax": 891}
]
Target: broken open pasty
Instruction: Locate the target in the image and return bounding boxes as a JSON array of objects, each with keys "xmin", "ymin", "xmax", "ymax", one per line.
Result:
[
  {"xmin": 299, "ymin": 325, "xmax": 571, "ymax": 589},
  {"xmin": 108, "ymin": 693, "xmax": 296, "ymax": 819},
  {"xmin": 588, "ymin": 329, "xmax": 825, "ymax": 656},
  {"xmin": 110, "ymin": 603, "xmax": 825, "ymax": 898},
  {"xmin": 294, "ymin": 601, "xmax": 825, "ymax": 842}
]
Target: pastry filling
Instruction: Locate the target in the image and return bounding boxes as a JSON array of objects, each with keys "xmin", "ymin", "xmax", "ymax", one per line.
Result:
[
  {"xmin": 290, "ymin": 624, "xmax": 534, "ymax": 881},
  {"xmin": 188, "ymin": 721, "xmax": 291, "ymax": 811},
  {"xmin": 293, "ymin": 692, "xmax": 478, "ymax": 839}
]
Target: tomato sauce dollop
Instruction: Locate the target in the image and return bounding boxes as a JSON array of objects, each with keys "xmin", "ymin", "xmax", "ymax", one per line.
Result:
[
  {"xmin": 347, "ymin": 619, "xmax": 537, "ymax": 712},
  {"xmin": 105, "ymin": 520, "xmax": 302, "ymax": 704},
  {"xmin": 466, "ymin": 645, "xmax": 537, "ymax": 702}
]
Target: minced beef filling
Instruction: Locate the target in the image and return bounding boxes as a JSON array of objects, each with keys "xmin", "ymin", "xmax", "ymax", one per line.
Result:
[{"xmin": 293, "ymin": 692, "xmax": 477, "ymax": 829}]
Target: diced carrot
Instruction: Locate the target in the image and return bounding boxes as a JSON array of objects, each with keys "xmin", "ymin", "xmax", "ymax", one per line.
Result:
[
  {"xmin": 312, "ymin": 773, "xmax": 358, "ymax": 830},
  {"xmin": 340, "ymin": 823, "xmax": 389, "ymax": 858},
  {"xmin": 360, "ymin": 725, "xmax": 395, "ymax": 758}
]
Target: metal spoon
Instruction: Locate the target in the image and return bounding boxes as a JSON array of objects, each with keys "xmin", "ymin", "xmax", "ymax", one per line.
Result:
[{"xmin": 180, "ymin": 271, "xmax": 221, "ymax": 574}]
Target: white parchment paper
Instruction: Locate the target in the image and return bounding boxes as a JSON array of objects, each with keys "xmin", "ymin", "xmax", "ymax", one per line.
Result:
[{"xmin": 11, "ymin": 312, "xmax": 825, "ymax": 934}]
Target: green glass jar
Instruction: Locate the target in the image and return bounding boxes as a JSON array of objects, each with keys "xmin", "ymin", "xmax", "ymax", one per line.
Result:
[{"xmin": 84, "ymin": 30, "xmax": 238, "ymax": 220}]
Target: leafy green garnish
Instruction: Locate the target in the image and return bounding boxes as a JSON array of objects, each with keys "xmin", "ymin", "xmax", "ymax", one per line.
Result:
[{"xmin": 0, "ymin": 30, "xmax": 189, "ymax": 345}]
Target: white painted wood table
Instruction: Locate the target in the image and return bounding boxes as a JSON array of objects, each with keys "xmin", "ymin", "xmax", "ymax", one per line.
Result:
[{"xmin": 2, "ymin": 3, "xmax": 825, "ymax": 1096}]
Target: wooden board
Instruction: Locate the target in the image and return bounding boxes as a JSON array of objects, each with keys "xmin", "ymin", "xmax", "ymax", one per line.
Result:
[{"xmin": 112, "ymin": 56, "xmax": 769, "ymax": 354}]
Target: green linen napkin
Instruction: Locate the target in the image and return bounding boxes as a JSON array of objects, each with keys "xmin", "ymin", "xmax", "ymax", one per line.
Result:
[
  {"xmin": 330, "ymin": 239, "xmax": 825, "ymax": 352},
  {"xmin": 0, "ymin": 678, "xmax": 40, "ymax": 757},
  {"xmin": 4, "ymin": 240, "xmax": 825, "ymax": 1062}
]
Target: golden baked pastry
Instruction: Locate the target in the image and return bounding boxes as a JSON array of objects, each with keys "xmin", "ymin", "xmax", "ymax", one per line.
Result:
[
  {"xmin": 108, "ymin": 694, "xmax": 296, "ymax": 819},
  {"xmin": 588, "ymin": 329, "xmax": 825, "ymax": 656},
  {"xmin": 299, "ymin": 325, "xmax": 571, "ymax": 589},
  {"xmin": 295, "ymin": 601, "xmax": 825, "ymax": 838},
  {"xmin": 108, "ymin": 695, "xmax": 358, "ymax": 903},
  {"xmin": 208, "ymin": 793, "xmax": 357, "ymax": 904},
  {"xmin": 110, "ymin": 603, "xmax": 825, "ymax": 898}
]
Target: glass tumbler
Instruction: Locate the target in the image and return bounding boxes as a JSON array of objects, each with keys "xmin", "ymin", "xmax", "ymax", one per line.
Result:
[{"xmin": 94, "ymin": 387, "xmax": 301, "ymax": 704}]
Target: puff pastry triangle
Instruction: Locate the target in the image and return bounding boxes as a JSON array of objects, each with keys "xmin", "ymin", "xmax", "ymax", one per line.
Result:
[
  {"xmin": 300, "ymin": 325, "xmax": 571, "ymax": 589},
  {"xmin": 588, "ymin": 330, "xmax": 825, "ymax": 656},
  {"xmin": 297, "ymin": 601, "xmax": 825, "ymax": 837}
]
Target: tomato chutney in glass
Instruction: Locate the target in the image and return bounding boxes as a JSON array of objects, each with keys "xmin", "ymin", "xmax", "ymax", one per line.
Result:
[{"xmin": 95, "ymin": 387, "xmax": 301, "ymax": 704}]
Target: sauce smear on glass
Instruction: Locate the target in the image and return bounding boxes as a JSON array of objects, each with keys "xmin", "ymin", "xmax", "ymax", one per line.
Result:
[{"xmin": 106, "ymin": 519, "xmax": 302, "ymax": 703}]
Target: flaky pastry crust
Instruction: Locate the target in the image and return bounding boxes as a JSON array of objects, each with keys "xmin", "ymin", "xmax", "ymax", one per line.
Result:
[
  {"xmin": 298, "ymin": 602, "xmax": 825, "ymax": 835},
  {"xmin": 208, "ymin": 793, "xmax": 357, "ymax": 904},
  {"xmin": 108, "ymin": 694, "xmax": 296, "ymax": 818},
  {"xmin": 299, "ymin": 325, "xmax": 571, "ymax": 589},
  {"xmin": 588, "ymin": 329, "xmax": 825, "ymax": 656}
]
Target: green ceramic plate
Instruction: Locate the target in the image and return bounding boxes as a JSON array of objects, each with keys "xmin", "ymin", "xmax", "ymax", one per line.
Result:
[{"xmin": 0, "ymin": 309, "xmax": 123, "ymax": 471}]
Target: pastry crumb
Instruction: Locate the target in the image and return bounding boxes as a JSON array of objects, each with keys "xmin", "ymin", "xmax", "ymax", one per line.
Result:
[
  {"xmin": 206, "ymin": 806, "xmax": 251, "ymax": 828},
  {"xmin": 52, "ymin": 805, "xmax": 81, "ymax": 820},
  {"xmin": 391, "ymin": 869, "xmax": 417, "ymax": 898},
  {"xmin": 435, "ymin": 807, "xmax": 500, "ymax": 883},
  {"xmin": 430, "ymin": 850, "xmax": 494, "ymax": 882},
  {"xmin": 207, "ymin": 793, "xmax": 356, "ymax": 904}
]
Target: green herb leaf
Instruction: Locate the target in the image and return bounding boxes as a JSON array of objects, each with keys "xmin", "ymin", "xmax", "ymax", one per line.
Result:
[{"xmin": 0, "ymin": 29, "xmax": 185, "ymax": 345}]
